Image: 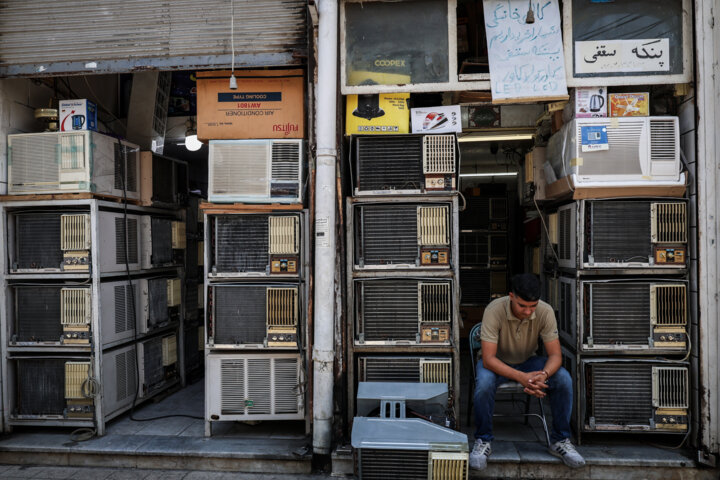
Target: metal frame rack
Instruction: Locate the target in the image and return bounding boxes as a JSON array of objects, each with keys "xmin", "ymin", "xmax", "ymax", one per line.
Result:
[{"xmin": 0, "ymin": 198, "xmax": 186, "ymax": 435}]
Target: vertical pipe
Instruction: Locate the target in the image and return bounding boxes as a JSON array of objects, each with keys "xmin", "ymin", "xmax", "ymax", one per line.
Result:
[{"xmin": 313, "ymin": 0, "xmax": 338, "ymax": 456}]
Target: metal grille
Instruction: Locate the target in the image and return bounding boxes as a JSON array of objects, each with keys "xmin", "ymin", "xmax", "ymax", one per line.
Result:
[
  {"xmin": 359, "ymin": 357, "xmax": 421, "ymax": 383},
  {"xmin": 266, "ymin": 287, "xmax": 298, "ymax": 327},
  {"xmin": 652, "ymin": 367, "xmax": 689, "ymax": 409},
  {"xmin": 649, "ymin": 118, "xmax": 679, "ymax": 163},
  {"xmin": 16, "ymin": 213, "xmax": 62, "ymax": 269},
  {"xmin": 8, "ymin": 133, "xmax": 59, "ymax": 190},
  {"xmin": 358, "ymin": 280, "xmax": 419, "ymax": 341},
  {"xmin": 211, "ymin": 142, "xmax": 269, "ymax": 197},
  {"xmin": 151, "ymin": 218, "xmax": 173, "ymax": 265},
  {"xmin": 215, "ymin": 215, "xmax": 268, "ymax": 272},
  {"xmin": 421, "ymin": 359, "xmax": 451, "ymax": 385},
  {"xmin": 274, "ymin": 357, "xmax": 300, "ymax": 414},
  {"xmin": 651, "ymin": 203, "xmax": 687, "ymax": 243},
  {"xmin": 589, "ymin": 283, "xmax": 650, "ymax": 345},
  {"xmin": 651, "ymin": 285, "xmax": 687, "ymax": 326},
  {"xmin": 114, "ymin": 285, "xmax": 136, "ymax": 334},
  {"xmin": 418, "ymin": 206, "xmax": 449, "ymax": 245},
  {"xmin": 59, "ymin": 134, "xmax": 85, "ymax": 170},
  {"xmin": 269, "ymin": 216, "xmax": 299, "ymax": 254},
  {"xmin": 420, "ymin": 282, "xmax": 451, "ymax": 323},
  {"xmin": 559, "ymin": 208, "xmax": 572, "ymax": 261},
  {"xmin": 430, "ymin": 452, "xmax": 468, "ymax": 480},
  {"xmin": 213, "ymin": 285, "xmax": 266, "ymax": 345},
  {"xmin": 64, "ymin": 362, "xmax": 90, "ymax": 399},
  {"xmin": 61, "ymin": 288, "xmax": 90, "ymax": 326},
  {"xmin": 359, "ymin": 449, "xmax": 427, "ymax": 480},
  {"xmin": 162, "ymin": 335, "xmax": 177, "ymax": 366},
  {"xmin": 17, "ymin": 359, "xmax": 65, "ymax": 415},
  {"xmin": 172, "ymin": 221, "xmax": 186, "ymax": 249},
  {"xmin": 356, "ymin": 136, "xmax": 423, "ymax": 191},
  {"xmin": 115, "ymin": 347, "xmax": 138, "ymax": 402},
  {"xmin": 141, "ymin": 337, "xmax": 165, "ymax": 391},
  {"xmin": 423, "ymin": 135, "xmax": 456, "ymax": 173},
  {"xmin": 220, "ymin": 358, "xmax": 246, "ymax": 414},
  {"xmin": 60, "ymin": 214, "xmax": 90, "ymax": 251},
  {"xmin": 148, "ymin": 278, "xmax": 169, "ymax": 329},
  {"xmin": 114, "ymin": 217, "xmax": 139, "ymax": 264},
  {"xmin": 575, "ymin": 120, "xmax": 644, "ymax": 175},
  {"xmin": 270, "ymin": 142, "xmax": 301, "ymax": 181},
  {"xmin": 590, "ymin": 363, "xmax": 653, "ymax": 425},
  {"xmin": 590, "ymin": 201, "xmax": 651, "ymax": 263},
  {"xmin": 460, "ymin": 269, "xmax": 491, "ymax": 305},
  {"xmin": 559, "ymin": 280, "xmax": 573, "ymax": 340},
  {"xmin": 460, "ymin": 231, "xmax": 489, "ymax": 266},
  {"xmin": 358, "ymin": 204, "xmax": 418, "ymax": 265},
  {"xmin": 16, "ymin": 286, "xmax": 61, "ymax": 342}
]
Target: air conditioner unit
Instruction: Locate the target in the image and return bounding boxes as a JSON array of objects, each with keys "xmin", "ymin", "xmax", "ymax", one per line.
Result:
[
  {"xmin": 207, "ymin": 283, "xmax": 300, "ymax": 349},
  {"xmin": 547, "ymin": 116, "xmax": 683, "ymax": 186},
  {"xmin": 557, "ymin": 200, "xmax": 688, "ymax": 270},
  {"xmin": 352, "ymin": 134, "xmax": 458, "ymax": 195},
  {"xmin": 460, "ymin": 196, "xmax": 508, "ymax": 230},
  {"xmin": 209, "ymin": 213, "xmax": 303, "ymax": 278},
  {"xmin": 138, "ymin": 277, "xmax": 180, "ymax": 334},
  {"xmin": 208, "ymin": 139, "xmax": 304, "ymax": 204},
  {"xmin": 354, "ymin": 278, "xmax": 453, "ymax": 345},
  {"xmin": 97, "ymin": 211, "xmax": 143, "ymax": 273},
  {"xmin": 582, "ymin": 360, "xmax": 689, "ymax": 433},
  {"xmin": 139, "ymin": 152, "xmax": 188, "ymax": 207},
  {"xmin": 137, "ymin": 335, "xmax": 177, "ymax": 399},
  {"xmin": 140, "ymin": 217, "xmax": 183, "ymax": 268},
  {"xmin": 352, "ymin": 201, "xmax": 453, "ymax": 269},
  {"xmin": 8, "ymin": 131, "xmax": 140, "ymax": 198},
  {"xmin": 577, "ymin": 280, "xmax": 688, "ymax": 353},
  {"xmin": 9, "ymin": 285, "xmax": 91, "ymax": 346},
  {"xmin": 205, "ymin": 353, "xmax": 305, "ymax": 421},
  {"xmin": 357, "ymin": 356, "xmax": 453, "ymax": 394},
  {"xmin": 102, "ymin": 344, "xmax": 138, "ymax": 416},
  {"xmin": 557, "ymin": 276, "xmax": 576, "ymax": 347},
  {"xmin": 459, "ymin": 269, "xmax": 506, "ymax": 306},
  {"xmin": 99, "ymin": 279, "xmax": 141, "ymax": 347}
]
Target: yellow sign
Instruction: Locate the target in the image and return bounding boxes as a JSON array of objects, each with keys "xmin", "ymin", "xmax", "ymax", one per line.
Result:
[{"xmin": 345, "ymin": 93, "xmax": 410, "ymax": 135}]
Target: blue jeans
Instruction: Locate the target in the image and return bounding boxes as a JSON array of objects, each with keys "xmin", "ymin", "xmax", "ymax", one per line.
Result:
[{"xmin": 473, "ymin": 355, "xmax": 572, "ymax": 443}]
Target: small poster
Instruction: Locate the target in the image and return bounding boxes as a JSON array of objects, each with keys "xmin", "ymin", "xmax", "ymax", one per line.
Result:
[
  {"xmin": 411, "ymin": 105, "xmax": 461, "ymax": 134},
  {"xmin": 575, "ymin": 38, "xmax": 670, "ymax": 74},
  {"xmin": 580, "ymin": 125, "xmax": 608, "ymax": 152}
]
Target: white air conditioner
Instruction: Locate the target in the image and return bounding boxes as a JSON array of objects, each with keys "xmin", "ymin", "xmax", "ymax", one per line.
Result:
[
  {"xmin": 547, "ymin": 116, "xmax": 683, "ymax": 186},
  {"xmin": 140, "ymin": 216, "xmax": 183, "ymax": 269},
  {"xmin": 205, "ymin": 353, "xmax": 305, "ymax": 421},
  {"xmin": 8, "ymin": 131, "xmax": 140, "ymax": 198},
  {"xmin": 357, "ymin": 356, "xmax": 453, "ymax": 392},
  {"xmin": 208, "ymin": 139, "xmax": 304, "ymax": 203},
  {"xmin": 98, "ymin": 212, "xmax": 143, "ymax": 273},
  {"xmin": 99, "ymin": 279, "xmax": 142, "ymax": 347},
  {"xmin": 102, "ymin": 344, "xmax": 138, "ymax": 416}
]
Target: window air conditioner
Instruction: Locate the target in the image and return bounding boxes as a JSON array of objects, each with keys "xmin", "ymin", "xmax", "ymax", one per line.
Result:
[
  {"xmin": 99, "ymin": 279, "xmax": 141, "ymax": 347},
  {"xmin": 8, "ymin": 131, "xmax": 140, "ymax": 198},
  {"xmin": 139, "ymin": 152, "xmax": 188, "ymax": 206},
  {"xmin": 206, "ymin": 353, "xmax": 304, "ymax": 421},
  {"xmin": 208, "ymin": 139, "xmax": 304, "ymax": 204},
  {"xmin": 547, "ymin": 116, "xmax": 683, "ymax": 186},
  {"xmin": 140, "ymin": 217, "xmax": 184, "ymax": 269},
  {"xmin": 557, "ymin": 276, "xmax": 576, "ymax": 347},
  {"xmin": 10, "ymin": 285, "xmax": 91, "ymax": 346},
  {"xmin": 209, "ymin": 213, "xmax": 302, "ymax": 278},
  {"xmin": 357, "ymin": 356, "xmax": 453, "ymax": 394},
  {"xmin": 557, "ymin": 200, "xmax": 687, "ymax": 270},
  {"xmin": 137, "ymin": 335, "xmax": 178, "ymax": 398},
  {"xmin": 352, "ymin": 134, "xmax": 458, "ymax": 195},
  {"xmin": 102, "ymin": 344, "xmax": 138, "ymax": 416},
  {"xmin": 352, "ymin": 201, "xmax": 453, "ymax": 269},
  {"xmin": 354, "ymin": 278, "xmax": 453, "ymax": 345},
  {"xmin": 207, "ymin": 283, "xmax": 300, "ymax": 349},
  {"xmin": 583, "ymin": 360, "xmax": 689, "ymax": 433},
  {"xmin": 137, "ymin": 277, "xmax": 181, "ymax": 334}
]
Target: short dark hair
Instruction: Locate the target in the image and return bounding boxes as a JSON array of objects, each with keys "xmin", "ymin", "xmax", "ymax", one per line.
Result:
[{"xmin": 510, "ymin": 273, "xmax": 541, "ymax": 302}]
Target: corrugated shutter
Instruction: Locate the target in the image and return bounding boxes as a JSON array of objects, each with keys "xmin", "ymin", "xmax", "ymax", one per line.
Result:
[{"xmin": 0, "ymin": 0, "xmax": 307, "ymax": 77}]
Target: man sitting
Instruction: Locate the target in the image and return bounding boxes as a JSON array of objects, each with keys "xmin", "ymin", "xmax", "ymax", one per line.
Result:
[{"xmin": 470, "ymin": 273, "xmax": 585, "ymax": 470}]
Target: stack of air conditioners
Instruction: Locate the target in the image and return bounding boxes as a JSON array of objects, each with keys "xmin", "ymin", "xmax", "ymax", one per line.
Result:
[
  {"xmin": 542, "ymin": 116, "xmax": 691, "ymax": 441},
  {"xmin": 182, "ymin": 196, "xmax": 205, "ymax": 382},
  {"xmin": 346, "ymin": 134, "xmax": 461, "ymax": 426},
  {"xmin": 0, "ymin": 132, "xmax": 187, "ymax": 436},
  {"xmin": 203, "ymin": 139, "xmax": 308, "ymax": 435}
]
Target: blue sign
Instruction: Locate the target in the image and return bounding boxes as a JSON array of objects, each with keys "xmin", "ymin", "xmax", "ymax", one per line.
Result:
[
  {"xmin": 580, "ymin": 125, "xmax": 609, "ymax": 152},
  {"xmin": 217, "ymin": 92, "xmax": 282, "ymax": 102}
]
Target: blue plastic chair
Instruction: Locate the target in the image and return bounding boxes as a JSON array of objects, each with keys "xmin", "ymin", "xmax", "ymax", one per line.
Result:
[{"xmin": 468, "ymin": 322, "xmax": 551, "ymax": 446}]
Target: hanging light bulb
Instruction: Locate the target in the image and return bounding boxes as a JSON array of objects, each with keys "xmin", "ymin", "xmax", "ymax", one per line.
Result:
[{"xmin": 184, "ymin": 118, "xmax": 203, "ymax": 151}]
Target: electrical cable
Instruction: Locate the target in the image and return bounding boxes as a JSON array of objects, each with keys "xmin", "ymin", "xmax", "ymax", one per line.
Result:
[{"xmin": 533, "ymin": 196, "xmax": 559, "ymax": 265}]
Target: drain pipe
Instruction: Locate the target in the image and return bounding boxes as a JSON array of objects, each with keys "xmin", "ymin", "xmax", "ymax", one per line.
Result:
[{"xmin": 313, "ymin": 0, "xmax": 338, "ymax": 457}]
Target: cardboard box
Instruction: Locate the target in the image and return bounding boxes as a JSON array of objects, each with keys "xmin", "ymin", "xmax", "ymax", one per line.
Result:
[
  {"xmin": 609, "ymin": 92, "xmax": 649, "ymax": 117},
  {"xmin": 411, "ymin": 105, "xmax": 461, "ymax": 133},
  {"xmin": 574, "ymin": 87, "xmax": 607, "ymax": 118},
  {"xmin": 345, "ymin": 93, "xmax": 409, "ymax": 135},
  {"xmin": 59, "ymin": 99, "xmax": 97, "ymax": 132},
  {"xmin": 196, "ymin": 69, "xmax": 304, "ymax": 141}
]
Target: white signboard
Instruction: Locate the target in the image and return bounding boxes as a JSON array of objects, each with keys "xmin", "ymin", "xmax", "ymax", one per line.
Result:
[
  {"xmin": 483, "ymin": 0, "xmax": 568, "ymax": 103},
  {"xmin": 411, "ymin": 106, "xmax": 462, "ymax": 134},
  {"xmin": 575, "ymin": 38, "xmax": 671, "ymax": 74}
]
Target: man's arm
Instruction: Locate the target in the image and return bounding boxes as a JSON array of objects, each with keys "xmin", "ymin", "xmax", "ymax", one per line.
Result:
[
  {"xmin": 523, "ymin": 338, "xmax": 563, "ymax": 397},
  {"xmin": 481, "ymin": 340, "xmax": 548, "ymax": 398}
]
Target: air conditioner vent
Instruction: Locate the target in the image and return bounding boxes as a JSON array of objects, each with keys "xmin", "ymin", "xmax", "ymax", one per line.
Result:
[
  {"xmin": 266, "ymin": 287, "xmax": 298, "ymax": 327},
  {"xmin": 212, "ymin": 142, "xmax": 269, "ymax": 196},
  {"xmin": 355, "ymin": 136, "xmax": 423, "ymax": 192},
  {"xmin": 459, "ymin": 269, "xmax": 491, "ymax": 305},
  {"xmin": 651, "ymin": 285, "xmax": 687, "ymax": 326},
  {"xmin": 271, "ymin": 142, "xmax": 301, "ymax": 181},
  {"xmin": 269, "ymin": 216, "xmax": 299, "ymax": 254},
  {"xmin": 572, "ymin": 119, "xmax": 645, "ymax": 175},
  {"xmin": 420, "ymin": 283, "xmax": 451, "ymax": 323},
  {"xmin": 651, "ymin": 203, "xmax": 687, "ymax": 243},
  {"xmin": 359, "ymin": 449, "xmax": 427, "ymax": 480},
  {"xmin": 151, "ymin": 218, "xmax": 173, "ymax": 265},
  {"xmin": 559, "ymin": 209, "xmax": 571, "ymax": 260},
  {"xmin": 60, "ymin": 214, "xmax": 90, "ymax": 250},
  {"xmin": 148, "ymin": 278, "xmax": 169, "ymax": 329},
  {"xmin": 590, "ymin": 364, "xmax": 652, "ymax": 424},
  {"xmin": 114, "ymin": 217, "xmax": 138, "ymax": 264},
  {"xmin": 141, "ymin": 337, "xmax": 164, "ymax": 392},
  {"xmin": 460, "ymin": 231, "xmax": 488, "ymax": 266},
  {"xmin": 589, "ymin": 283, "xmax": 650, "ymax": 345},
  {"xmin": 430, "ymin": 451, "xmax": 468, "ymax": 480},
  {"xmin": 421, "ymin": 359, "xmax": 451, "ymax": 385},
  {"xmin": 418, "ymin": 206, "xmax": 449, "ymax": 245},
  {"xmin": 167, "ymin": 278, "xmax": 182, "ymax": 308},
  {"xmin": 215, "ymin": 216, "xmax": 268, "ymax": 272},
  {"xmin": 61, "ymin": 288, "xmax": 90, "ymax": 326},
  {"xmin": 213, "ymin": 285, "xmax": 266, "ymax": 345},
  {"xmin": 591, "ymin": 201, "xmax": 651, "ymax": 263},
  {"xmin": 653, "ymin": 367, "xmax": 689, "ymax": 409},
  {"xmin": 17, "ymin": 359, "xmax": 65, "ymax": 415},
  {"xmin": 360, "ymin": 357, "xmax": 421, "ymax": 383},
  {"xmin": 423, "ymin": 135, "xmax": 455, "ymax": 174},
  {"xmin": 359, "ymin": 280, "xmax": 419, "ymax": 341},
  {"xmin": 115, "ymin": 347, "xmax": 138, "ymax": 402},
  {"xmin": 16, "ymin": 286, "xmax": 62, "ymax": 341},
  {"xmin": 114, "ymin": 144, "xmax": 138, "ymax": 192},
  {"xmin": 60, "ymin": 134, "xmax": 85, "ymax": 170},
  {"xmin": 17, "ymin": 213, "xmax": 62, "ymax": 269},
  {"xmin": 65, "ymin": 362, "xmax": 90, "ymax": 399},
  {"xmin": 359, "ymin": 205, "xmax": 418, "ymax": 264},
  {"xmin": 650, "ymin": 119, "xmax": 679, "ymax": 163},
  {"xmin": 8, "ymin": 133, "xmax": 59, "ymax": 187},
  {"xmin": 114, "ymin": 285, "xmax": 136, "ymax": 334},
  {"xmin": 274, "ymin": 357, "xmax": 300, "ymax": 413}
]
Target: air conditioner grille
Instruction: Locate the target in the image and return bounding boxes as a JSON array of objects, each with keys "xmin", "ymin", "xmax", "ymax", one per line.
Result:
[
  {"xmin": 215, "ymin": 216, "xmax": 268, "ymax": 272},
  {"xmin": 148, "ymin": 278, "xmax": 169, "ymax": 329},
  {"xmin": 360, "ymin": 357, "xmax": 421, "ymax": 383},
  {"xmin": 142, "ymin": 337, "xmax": 165, "ymax": 391},
  {"xmin": 151, "ymin": 218, "xmax": 173, "ymax": 265},
  {"xmin": 213, "ymin": 286, "xmax": 266, "ymax": 344},
  {"xmin": 17, "ymin": 359, "xmax": 65, "ymax": 415},
  {"xmin": 423, "ymin": 135, "xmax": 456, "ymax": 174},
  {"xmin": 17, "ymin": 286, "xmax": 62, "ymax": 342},
  {"xmin": 650, "ymin": 119, "xmax": 679, "ymax": 163},
  {"xmin": 269, "ymin": 216, "xmax": 299, "ymax": 254},
  {"xmin": 430, "ymin": 452, "xmax": 468, "ymax": 480},
  {"xmin": 60, "ymin": 214, "xmax": 90, "ymax": 251},
  {"xmin": 114, "ymin": 285, "xmax": 136, "ymax": 334},
  {"xmin": 591, "ymin": 201, "xmax": 651, "ymax": 263},
  {"xmin": 421, "ymin": 359, "xmax": 451, "ymax": 385},
  {"xmin": 591, "ymin": 364, "xmax": 652, "ymax": 425},
  {"xmin": 60, "ymin": 134, "xmax": 85, "ymax": 170},
  {"xmin": 360, "ymin": 280, "xmax": 419, "ymax": 341},
  {"xmin": 359, "ymin": 205, "xmax": 418, "ymax": 265},
  {"xmin": 114, "ymin": 144, "xmax": 137, "ymax": 192},
  {"xmin": 356, "ymin": 136, "xmax": 423, "ymax": 192},
  {"xmin": 418, "ymin": 206, "xmax": 449, "ymax": 246},
  {"xmin": 17, "ymin": 213, "xmax": 62, "ymax": 269},
  {"xmin": 652, "ymin": 203, "xmax": 687, "ymax": 243},
  {"xmin": 274, "ymin": 357, "xmax": 300, "ymax": 413},
  {"xmin": 247, "ymin": 358, "xmax": 272, "ymax": 414},
  {"xmin": 115, "ymin": 217, "xmax": 138, "ymax": 264},
  {"xmin": 589, "ymin": 283, "xmax": 650, "ymax": 345},
  {"xmin": 459, "ymin": 269, "xmax": 491, "ymax": 305},
  {"xmin": 420, "ymin": 282, "xmax": 451, "ymax": 323},
  {"xmin": 359, "ymin": 449, "xmax": 427, "ymax": 480},
  {"xmin": 65, "ymin": 362, "xmax": 90, "ymax": 399},
  {"xmin": 61, "ymin": 288, "xmax": 90, "ymax": 326},
  {"xmin": 9, "ymin": 134, "xmax": 60, "ymax": 188},
  {"xmin": 653, "ymin": 285, "xmax": 687, "ymax": 326},
  {"xmin": 116, "ymin": 348, "xmax": 138, "ymax": 402},
  {"xmin": 271, "ymin": 142, "xmax": 301, "ymax": 181},
  {"xmin": 559, "ymin": 281, "xmax": 573, "ymax": 340},
  {"xmin": 576, "ymin": 120, "xmax": 644, "ymax": 175},
  {"xmin": 267, "ymin": 287, "xmax": 298, "ymax": 327},
  {"xmin": 211, "ymin": 143, "xmax": 269, "ymax": 196},
  {"xmin": 220, "ymin": 359, "xmax": 246, "ymax": 414},
  {"xmin": 653, "ymin": 367, "xmax": 688, "ymax": 409},
  {"xmin": 559, "ymin": 208, "xmax": 572, "ymax": 261},
  {"xmin": 162, "ymin": 335, "xmax": 177, "ymax": 366}
]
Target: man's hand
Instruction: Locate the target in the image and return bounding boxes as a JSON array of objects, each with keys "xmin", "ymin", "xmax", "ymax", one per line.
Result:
[{"xmin": 520, "ymin": 371, "xmax": 548, "ymax": 398}]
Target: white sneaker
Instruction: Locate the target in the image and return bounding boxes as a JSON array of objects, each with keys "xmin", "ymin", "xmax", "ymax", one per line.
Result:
[
  {"xmin": 469, "ymin": 440, "xmax": 492, "ymax": 470},
  {"xmin": 549, "ymin": 438, "xmax": 586, "ymax": 468}
]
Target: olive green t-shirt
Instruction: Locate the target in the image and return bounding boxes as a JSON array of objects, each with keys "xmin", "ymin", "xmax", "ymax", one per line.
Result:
[{"xmin": 479, "ymin": 296, "xmax": 559, "ymax": 365}]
